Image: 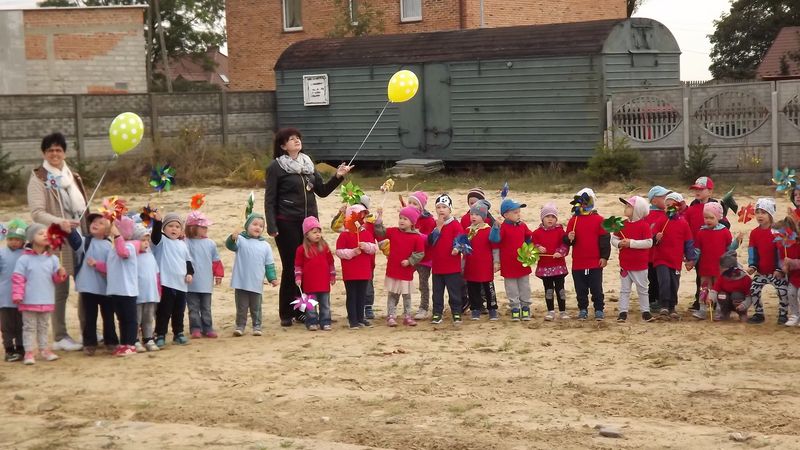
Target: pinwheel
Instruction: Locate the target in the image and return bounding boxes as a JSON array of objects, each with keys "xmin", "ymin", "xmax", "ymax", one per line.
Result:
[
  {"xmin": 380, "ymin": 178, "xmax": 395, "ymax": 207},
  {"xmin": 343, "ymin": 212, "xmax": 361, "ymax": 242},
  {"xmin": 99, "ymin": 196, "xmax": 128, "ymax": 222},
  {"xmin": 453, "ymin": 234, "xmax": 473, "ymax": 255},
  {"xmin": 291, "ymin": 293, "xmax": 319, "ymax": 313},
  {"xmin": 570, "ymin": 192, "xmax": 594, "ymax": 216},
  {"xmin": 738, "ymin": 203, "xmax": 755, "ymax": 224},
  {"xmin": 602, "ymin": 216, "xmax": 626, "ymax": 238},
  {"xmin": 0, "ymin": 224, "xmax": 7, "ymax": 241},
  {"xmin": 517, "ymin": 242, "xmax": 541, "ymax": 268},
  {"xmin": 339, "ymin": 181, "xmax": 365, "ymax": 206},
  {"xmin": 659, "ymin": 206, "xmax": 681, "ymax": 234},
  {"xmin": 772, "ymin": 167, "xmax": 797, "ymax": 193},
  {"xmin": 149, "ymin": 164, "xmax": 175, "ymax": 192},
  {"xmin": 45, "ymin": 173, "xmax": 62, "ymax": 190},
  {"xmin": 244, "ymin": 191, "xmax": 255, "ymax": 219},
  {"xmin": 190, "ymin": 193, "xmax": 206, "ymax": 210},
  {"xmin": 500, "ymin": 182, "xmax": 509, "ymax": 200},
  {"xmin": 140, "ymin": 204, "xmax": 157, "ymax": 228},
  {"xmin": 46, "ymin": 223, "xmax": 68, "ymax": 251},
  {"xmin": 773, "ymin": 225, "xmax": 798, "ymax": 257},
  {"xmin": 378, "ymin": 239, "xmax": 390, "ymax": 257}
]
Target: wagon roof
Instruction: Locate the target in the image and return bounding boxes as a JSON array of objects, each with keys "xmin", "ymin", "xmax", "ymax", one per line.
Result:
[{"xmin": 275, "ymin": 18, "xmax": 627, "ymax": 70}]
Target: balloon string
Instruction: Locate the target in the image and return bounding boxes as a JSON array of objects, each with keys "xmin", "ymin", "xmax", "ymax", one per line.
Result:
[
  {"xmin": 348, "ymin": 100, "xmax": 390, "ymax": 166},
  {"xmin": 78, "ymin": 154, "xmax": 118, "ymax": 222}
]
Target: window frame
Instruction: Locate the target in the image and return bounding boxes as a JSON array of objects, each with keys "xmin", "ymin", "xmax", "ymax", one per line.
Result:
[
  {"xmin": 400, "ymin": 0, "xmax": 422, "ymax": 23},
  {"xmin": 282, "ymin": 0, "xmax": 303, "ymax": 32}
]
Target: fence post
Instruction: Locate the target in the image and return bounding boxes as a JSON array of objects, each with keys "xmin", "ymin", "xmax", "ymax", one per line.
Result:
[
  {"xmin": 772, "ymin": 86, "xmax": 779, "ymax": 174},
  {"xmin": 149, "ymin": 92, "xmax": 159, "ymax": 140},
  {"xmin": 605, "ymin": 100, "xmax": 613, "ymax": 147},
  {"xmin": 682, "ymin": 89, "xmax": 690, "ymax": 160},
  {"xmin": 220, "ymin": 91, "xmax": 228, "ymax": 146},
  {"xmin": 73, "ymin": 95, "xmax": 84, "ymax": 162}
]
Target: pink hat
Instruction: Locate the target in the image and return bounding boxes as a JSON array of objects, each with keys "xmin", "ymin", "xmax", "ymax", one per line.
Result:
[
  {"xmin": 117, "ymin": 216, "xmax": 136, "ymax": 240},
  {"xmin": 302, "ymin": 216, "xmax": 322, "ymax": 235},
  {"xmin": 346, "ymin": 204, "xmax": 367, "ymax": 217},
  {"xmin": 540, "ymin": 202, "xmax": 558, "ymax": 221},
  {"xmin": 407, "ymin": 191, "xmax": 428, "ymax": 209},
  {"xmin": 186, "ymin": 211, "xmax": 213, "ymax": 227},
  {"xmin": 703, "ymin": 201, "xmax": 723, "ymax": 220},
  {"xmin": 399, "ymin": 206, "xmax": 421, "ymax": 225}
]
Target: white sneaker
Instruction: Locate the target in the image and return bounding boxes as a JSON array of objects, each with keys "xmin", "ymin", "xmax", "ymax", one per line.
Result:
[
  {"xmin": 97, "ymin": 333, "xmax": 104, "ymax": 344},
  {"xmin": 145, "ymin": 340, "xmax": 159, "ymax": 351},
  {"xmin": 544, "ymin": 311, "xmax": 556, "ymax": 321},
  {"xmin": 134, "ymin": 341, "xmax": 146, "ymax": 353},
  {"xmin": 53, "ymin": 337, "xmax": 83, "ymax": 352},
  {"xmin": 785, "ymin": 315, "xmax": 799, "ymax": 327},
  {"xmin": 559, "ymin": 311, "xmax": 571, "ymax": 320},
  {"xmin": 414, "ymin": 309, "xmax": 429, "ymax": 320}
]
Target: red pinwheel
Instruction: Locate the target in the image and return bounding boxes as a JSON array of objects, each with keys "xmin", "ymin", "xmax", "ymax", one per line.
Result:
[
  {"xmin": 100, "ymin": 196, "xmax": 128, "ymax": 222},
  {"xmin": 46, "ymin": 224, "xmax": 68, "ymax": 250},
  {"xmin": 737, "ymin": 203, "xmax": 755, "ymax": 224},
  {"xmin": 190, "ymin": 193, "xmax": 206, "ymax": 210}
]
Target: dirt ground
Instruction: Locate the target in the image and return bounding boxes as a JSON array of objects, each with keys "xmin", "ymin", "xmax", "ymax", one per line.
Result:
[{"xmin": 2, "ymin": 186, "xmax": 800, "ymax": 450}]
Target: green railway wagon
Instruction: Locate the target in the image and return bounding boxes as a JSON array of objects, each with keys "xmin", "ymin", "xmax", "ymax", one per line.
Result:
[{"xmin": 274, "ymin": 17, "xmax": 680, "ymax": 164}]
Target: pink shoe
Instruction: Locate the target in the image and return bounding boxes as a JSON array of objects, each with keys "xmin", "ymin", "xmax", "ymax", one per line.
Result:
[
  {"xmin": 386, "ymin": 316, "xmax": 398, "ymax": 327},
  {"xmin": 23, "ymin": 351, "xmax": 35, "ymax": 365},
  {"xmin": 40, "ymin": 349, "xmax": 59, "ymax": 361},
  {"xmin": 403, "ymin": 315, "xmax": 417, "ymax": 327},
  {"xmin": 204, "ymin": 331, "xmax": 218, "ymax": 338},
  {"xmin": 113, "ymin": 345, "xmax": 136, "ymax": 357},
  {"xmin": 190, "ymin": 330, "xmax": 202, "ymax": 339}
]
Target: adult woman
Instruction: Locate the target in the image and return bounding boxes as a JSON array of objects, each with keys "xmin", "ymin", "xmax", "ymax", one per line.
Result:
[
  {"xmin": 265, "ymin": 128, "xmax": 352, "ymax": 326},
  {"xmin": 27, "ymin": 132, "xmax": 87, "ymax": 351}
]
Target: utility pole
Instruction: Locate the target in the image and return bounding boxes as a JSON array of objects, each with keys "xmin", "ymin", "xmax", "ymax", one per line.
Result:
[
  {"xmin": 145, "ymin": 1, "xmax": 153, "ymax": 91},
  {"xmin": 154, "ymin": 0, "xmax": 173, "ymax": 93}
]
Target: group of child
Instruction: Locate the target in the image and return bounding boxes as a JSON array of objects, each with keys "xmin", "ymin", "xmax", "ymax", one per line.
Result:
[{"xmin": 3, "ymin": 175, "xmax": 799, "ymax": 364}]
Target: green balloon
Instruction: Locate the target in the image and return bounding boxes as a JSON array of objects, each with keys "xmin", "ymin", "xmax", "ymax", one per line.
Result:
[{"xmin": 109, "ymin": 112, "xmax": 144, "ymax": 155}]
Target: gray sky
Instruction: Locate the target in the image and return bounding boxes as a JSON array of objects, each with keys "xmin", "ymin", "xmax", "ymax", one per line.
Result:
[{"xmin": 1, "ymin": 0, "xmax": 731, "ymax": 80}]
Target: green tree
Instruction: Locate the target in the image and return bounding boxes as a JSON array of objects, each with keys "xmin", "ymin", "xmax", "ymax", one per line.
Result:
[
  {"xmin": 627, "ymin": 0, "xmax": 646, "ymax": 18},
  {"xmin": 709, "ymin": 0, "xmax": 800, "ymax": 80},
  {"xmin": 328, "ymin": 0, "xmax": 385, "ymax": 38}
]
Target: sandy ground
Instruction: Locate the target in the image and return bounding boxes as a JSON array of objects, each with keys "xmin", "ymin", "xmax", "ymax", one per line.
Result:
[{"xmin": 2, "ymin": 186, "xmax": 800, "ymax": 449}]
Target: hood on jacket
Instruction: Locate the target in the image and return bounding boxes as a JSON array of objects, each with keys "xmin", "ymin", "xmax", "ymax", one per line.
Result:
[{"xmin": 620, "ymin": 196, "xmax": 649, "ymax": 222}]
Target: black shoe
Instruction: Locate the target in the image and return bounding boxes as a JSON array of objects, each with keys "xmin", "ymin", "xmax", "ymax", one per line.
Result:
[
  {"xmin": 747, "ymin": 313, "xmax": 765, "ymax": 324},
  {"xmin": 280, "ymin": 319, "xmax": 293, "ymax": 327},
  {"xmin": 5, "ymin": 352, "xmax": 21, "ymax": 362},
  {"xmin": 364, "ymin": 306, "xmax": 375, "ymax": 320},
  {"xmin": 359, "ymin": 320, "xmax": 372, "ymax": 327},
  {"xmin": 778, "ymin": 314, "xmax": 788, "ymax": 325},
  {"xmin": 616, "ymin": 312, "xmax": 628, "ymax": 323},
  {"xmin": 642, "ymin": 311, "xmax": 655, "ymax": 322}
]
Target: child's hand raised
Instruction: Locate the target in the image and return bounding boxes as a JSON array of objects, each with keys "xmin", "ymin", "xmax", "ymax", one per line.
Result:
[
  {"xmin": 110, "ymin": 222, "xmax": 120, "ymax": 238},
  {"xmin": 152, "ymin": 211, "xmax": 162, "ymax": 221}
]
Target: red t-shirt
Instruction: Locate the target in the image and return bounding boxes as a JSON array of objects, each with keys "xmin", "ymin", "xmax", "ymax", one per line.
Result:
[
  {"xmin": 430, "ymin": 219, "xmax": 464, "ymax": 275},
  {"xmin": 695, "ymin": 226, "xmax": 733, "ymax": 277},
  {"xmin": 566, "ymin": 213, "xmax": 608, "ymax": 270},
  {"xmin": 712, "ymin": 273, "xmax": 752, "ymax": 296},
  {"xmin": 531, "ymin": 224, "xmax": 569, "ymax": 278},
  {"xmin": 748, "ymin": 226, "xmax": 780, "ymax": 275},
  {"xmin": 617, "ymin": 219, "xmax": 652, "ymax": 271},
  {"xmin": 463, "ymin": 226, "xmax": 496, "ymax": 282},
  {"xmin": 498, "ymin": 221, "xmax": 534, "ymax": 278},
  {"xmin": 415, "ymin": 213, "xmax": 436, "ymax": 266},
  {"xmin": 644, "ymin": 209, "xmax": 666, "ymax": 263},
  {"xmin": 383, "ymin": 228, "xmax": 425, "ymax": 281},
  {"xmin": 685, "ymin": 200, "xmax": 706, "ymax": 239},
  {"xmin": 336, "ymin": 227, "xmax": 376, "ymax": 281},
  {"xmin": 652, "ymin": 215, "xmax": 693, "ymax": 270},
  {"xmin": 295, "ymin": 245, "xmax": 334, "ymax": 293},
  {"xmin": 785, "ymin": 243, "xmax": 800, "ymax": 287}
]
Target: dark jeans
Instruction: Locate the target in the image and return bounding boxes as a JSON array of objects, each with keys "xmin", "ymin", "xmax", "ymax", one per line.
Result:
[
  {"xmin": 112, "ymin": 295, "xmax": 138, "ymax": 346},
  {"xmin": 542, "ymin": 275, "xmax": 567, "ymax": 312},
  {"xmin": 648, "ymin": 263, "xmax": 660, "ymax": 305},
  {"xmin": 365, "ymin": 280, "xmax": 375, "ymax": 307},
  {"xmin": 572, "ymin": 268, "xmax": 604, "ymax": 311},
  {"xmin": 155, "ymin": 286, "xmax": 187, "ymax": 338},
  {"xmin": 344, "ymin": 280, "xmax": 368, "ymax": 326},
  {"xmin": 306, "ymin": 292, "xmax": 331, "ymax": 327},
  {"xmin": 656, "ymin": 265, "xmax": 681, "ymax": 310},
  {"xmin": 467, "ymin": 281, "xmax": 497, "ymax": 311},
  {"xmin": 187, "ymin": 292, "xmax": 213, "ymax": 333},
  {"xmin": 0, "ymin": 307, "xmax": 23, "ymax": 352},
  {"xmin": 432, "ymin": 272, "xmax": 463, "ymax": 316},
  {"xmin": 81, "ymin": 292, "xmax": 118, "ymax": 347},
  {"xmin": 275, "ymin": 219, "xmax": 304, "ymax": 321}
]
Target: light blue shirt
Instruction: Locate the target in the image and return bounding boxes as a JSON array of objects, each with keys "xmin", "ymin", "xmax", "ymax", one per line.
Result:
[
  {"xmin": 230, "ymin": 236, "xmax": 275, "ymax": 294},
  {"xmin": 137, "ymin": 249, "xmax": 160, "ymax": 304},
  {"xmin": 0, "ymin": 247, "xmax": 24, "ymax": 308},
  {"xmin": 106, "ymin": 241, "xmax": 139, "ymax": 297},
  {"xmin": 75, "ymin": 236, "xmax": 112, "ymax": 295},
  {"xmin": 152, "ymin": 237, "xmax": 192, "ymax": 292},
  {"xmin": 186, "ymin": 238, "xmax": 220, "ymax": 294},
  {"xmin": 13, "ymin": 251, "xmax": 60, "ymax": 306}
]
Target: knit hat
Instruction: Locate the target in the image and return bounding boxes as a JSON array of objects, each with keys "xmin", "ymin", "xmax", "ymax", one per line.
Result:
[
  {"xmin": 647, "ymin": 185, "xmax": 671, "ymax": 201},
  {"xmin": 6, "ymin": 219, "xmax": 27, "ymax": 240},
  {"xmin": 345, "ymin": 204, "xmax": 367, "ymax": 218},
  {"xmin": 467, "ymin": 188, "xmax": 486, "ymax": 202},
  {"xmin": 358, "ymin": 194, "xmax": 371, "ymax": 210},
  {"xmin": 26, "ymin": 223, "xmax": 45, "ymax": 244},
  {"xmin": 244, "ymin": 212, "xmax": 266, "ymax": 230},
  {"xmin": 719, "ymin": 250, "xmax": 739, "ymax": 272},
  {"xmin": 131, "ymin": 223, "xmax": 151, "ymax": 241},
  {"xmin": 408, "ymin": 191, "xmax": 428, "ymax": 209},
  {"xmin": 703, "ymin": 201, "xmax": 723, "ymax": 220},
  {"xmin": 435, "ymin": 194, "xmax": 453, "ymax": 210},
  {"xmin": 302, "ymin": 216, "xmax": 322, "ymax": 235},
  {"xmin": 117, "ymin": 216, "xmax": 136, "ymax": 240},
  {"xmin": 399, "ymin": 206, "xmax": 421, "ymax": 225},
  {"xmin": 162, "ymin": 212, "xmax": 184, "ymax": 230},
  {"xmin": 500, "ymin": 198, "xmax": 526, "ymax": 215},
  {"xmin": 666, "ymin": 192, "xmax": 684, "ymax": 204},
  {"xmin": 540, "ymin": 203, "xmax": 558, "ymax": 221},
  {"xmin": 690, "ymin": 176, "xmax": 714, "ymax": 190},
  {"xmin": 755, "ymin": 197, "xmax": 777, "ymax": 221},
  {"xmin": 186, "ymin": 211, "xmax": 213, "ymax": 228},
  {"xmin": 469, "ymin": 199, "xmax": 490, "ymax": 220}
]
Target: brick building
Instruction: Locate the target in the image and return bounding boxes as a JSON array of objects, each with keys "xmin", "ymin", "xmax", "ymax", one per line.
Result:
[
  {"xmin": 0, "ymin": 6, "xmax": 147, "ymax": 95},
  {"xmin": 226, "ymin": 0, "xmax": 627, "ymax": 91}
]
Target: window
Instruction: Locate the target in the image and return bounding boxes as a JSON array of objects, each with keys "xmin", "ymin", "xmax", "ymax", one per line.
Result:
[
  {"xmin": 283, "ymin": 0, "xmax": 302, "ymax": 31},
  {"xmin": 400, "ymin": 0, "xmax": 421, "ymax": 22},
  {"xmin": 349, "ymin": 0, "xmax": 358, "ymax": 25}
]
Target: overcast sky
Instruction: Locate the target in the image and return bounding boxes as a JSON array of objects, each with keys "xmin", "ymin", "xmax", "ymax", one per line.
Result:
[{"xmin": 1, "ymin": 0, "xmax": 731, "ymax": 80}]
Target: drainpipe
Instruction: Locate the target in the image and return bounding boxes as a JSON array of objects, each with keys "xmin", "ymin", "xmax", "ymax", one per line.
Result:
[
  {"xmin": 480, "ymin": 0, "xmax": 485, "ymax": 27},
  {"xmin": 459, "ymin": 0, "xmax": 466, "ymax": 29}
]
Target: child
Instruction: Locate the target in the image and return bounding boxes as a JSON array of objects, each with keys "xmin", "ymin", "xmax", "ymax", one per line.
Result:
[
  {"xmin": 686, "ymin": 177, "xmax": 725, "ymax": 311},
  {"xmin": 227, "ymin": 213, "xmax": 279, "ymax": 336},
  {"xmin": 331, "ymin": 195, "xmax": 376, "ymax": 320},
  {"xmin": 68, "ymin": 213, "xmax": 118, "ymax": 356},
  {"xmin": 374, "ymin": 206, "xmax": 426, "ymax": 326},
  {"xmin": 295, "ymin": 216, "xmax": 336, "ymax": 331},
  {"xmin": 133, "ymin": 224, "xmax": 160, "ymax": 352},
  {"xmin": 745, "ymin": 198, "xmax": 788, "ymax": 324},
  {"xmin": 460, "ymin": 188, "xmax": 494, "ymax": 229},
  {"xmin": 462, "ymin": 200, "xmax": 498, "ymax": 321},
  {"xmin": 428, "ymin": 194, "xmax": 465, "ymax": 324},
  {"xmin": 407, "ymin": 191, "xmax": 436, "ymax": 320},
  {"xmin": 645, "ymin": 186, "xmax": 670, "ymax": 312},
  {"xmin": 710, "ymin": 251, "xmax": 752, "ymax": 321},
  {"xmin": 12, "ymin": 223, "xmax": 67, "ymax": 365},
  {"xmin": 336, "ymin": 205, "xmax": 378, "ymax": 328},
  {"xmin": 151, "ymin": 212, "xmax": 194, "ymax": 347},
  {"xmin": 565, "ymin": 188, "xmax": 611, "ymax": 321},
  {"xmin": 0, "ymin": 219, "xmax": 27, "ymax": 362},
  {"xmin": 692, "ymin": 202, "xmax": 738, "ymax": 320},
  {"xmin": 652, "ymin": 192, "xmax": 697, "ymax": 319},
  {"xmin": 532, "ymin": 204, "xmax": 570, "ymax": 321},
  {"xmin": 185, "ymin": 211, "xmax": 224, "ymax": 338},
  {"xmin": 491, "ymin": 198, "xmax": 534, "ymax": 321},
  {"xmin": 780, "ymin": 218, "xmax": 800, "ymax": 326},
  {"xmin": 612, "ymin": 196, "xmax": 654, "ymax": 323},
  {"xmin": 106, "ymin": 216, "xmax": 140, "ymax": 357}
]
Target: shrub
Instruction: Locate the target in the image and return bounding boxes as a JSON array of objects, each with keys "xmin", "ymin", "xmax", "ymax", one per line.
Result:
[
  {"xmin": 583, "ymin": 136, "xmax": 642, "ymax": 182},
  {"xmin": 680, "ymin": 138, "xmax": 716, "ymax": 183},
  {"xmin": 0, "ymin": 150, "xmax": 22, "ymax": 194}
]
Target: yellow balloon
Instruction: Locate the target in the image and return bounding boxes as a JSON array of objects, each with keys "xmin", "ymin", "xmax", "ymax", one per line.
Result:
[
  {"xmin": 108, "ymin": 112, "xmax": 145, "ymax": 156},
  {"xmin": 387, "ymin": 70, "xmax": 419, "ymax": 103}
]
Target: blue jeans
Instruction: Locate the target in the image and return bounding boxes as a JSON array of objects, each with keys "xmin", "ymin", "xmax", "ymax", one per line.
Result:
[
  {"xmin": 305, "ymin": 292, "xmax": 331, "ymax": 327},
  {"xmin": 187, "ymin": 292, "xmax": 213, "ymax": 333}
]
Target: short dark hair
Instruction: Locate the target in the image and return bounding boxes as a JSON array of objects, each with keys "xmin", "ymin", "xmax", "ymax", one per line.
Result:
[
  {"xmin": 273, "ymin": 127, "xmax": 302, "ymax": 159},
  {"xmin": 41, "ymin": 132, "xmax": 67, "ymax": 152}
]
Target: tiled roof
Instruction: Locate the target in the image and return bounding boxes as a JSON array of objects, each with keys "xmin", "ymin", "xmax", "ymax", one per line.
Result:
[{"xmin": 756, "ymin": 26, "xmax": 800, "ymax": 80}]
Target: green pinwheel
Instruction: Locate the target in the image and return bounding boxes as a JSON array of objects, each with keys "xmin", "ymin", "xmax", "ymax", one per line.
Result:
[
  {"xmin": 339, "ymin": 181, "xmax": 365, "ymax": 205},
  {"xmin": 517, "ymin": 242, "xmax": 540, "ymax": 268}
]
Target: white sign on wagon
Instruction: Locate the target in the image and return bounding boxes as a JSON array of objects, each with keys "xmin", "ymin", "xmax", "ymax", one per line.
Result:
[{"xmin": 303, "ymin": 74, "xmax": 329, "ymax": 106}]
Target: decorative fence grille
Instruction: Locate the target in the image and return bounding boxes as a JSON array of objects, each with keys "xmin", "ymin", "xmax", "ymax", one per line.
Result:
[{"xmin": 613, "ymin": 96, "xmax": 681, "ymax": 142}]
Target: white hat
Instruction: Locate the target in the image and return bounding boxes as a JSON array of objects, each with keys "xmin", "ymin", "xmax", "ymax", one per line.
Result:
[{"xmin": 755, "ymin": 197, "xmax": 777, "ymax": 221}]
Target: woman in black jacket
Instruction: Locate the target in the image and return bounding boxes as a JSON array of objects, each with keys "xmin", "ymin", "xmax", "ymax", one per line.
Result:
[{"xmin": 265, "ymin": 128, "xmax": 352, "ymax": 326}]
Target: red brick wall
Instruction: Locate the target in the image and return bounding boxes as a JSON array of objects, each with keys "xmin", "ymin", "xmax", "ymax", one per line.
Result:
[{"xmin": 226, "ymin": 0, "xmax": 626, "ymax": 91}]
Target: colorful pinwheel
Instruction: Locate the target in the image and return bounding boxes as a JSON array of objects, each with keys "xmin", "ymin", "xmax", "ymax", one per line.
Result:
[
  {"xmin": 291, "ymin": 293, "xmax": 319, "ymax": 313},
  {"xmin": 99, "ymin": 196, "xmax": 128, "ymax": 222},
  {"xmin": 0, "ymin": 224, "xmax": 7, "ymax": 241},
  {"xmin": 245, "ymin": 191, "xmax": 255, "ymax": 219},
  {"xmin": 738, "ymin": 203, "xmax": 755, "ymax": 224},
  {"xmin": 380, "ymin": 178, "xmax": 395, "ymax": 193},
  {"xmin": 45, "ymin": 173, "xmax": 62, "ymax": 190},
  {"xmin": 500, "ymin": 182, "xmax": 510, "ymax": 200},
  {"xmin": 140, "ymin": 204, "xmax": 157, "ymax": 228},
  {"xmin": 190, "ymin": 193, "xmax": 206, "ymax": 210},
  {"xmin": 149, "ymin": 165, "xmax": 175, "ymax": 192},
  {"xmin": 773, "ymin": 226, "xmax": 798, "ymax": 248},
  {"xmin": 453, "ymin": 234, "xmax": 473, "ymax": 255},
  {"xmin": 343, "ymin": 212, "xmax": 361, "ymax": 236},
  {"xmin": 773, "ymin": 167, "xmax": 797, "ymax": 193},
  {"xmin": 339, "ymin": 181, "xmax": 365, "ymax": 206},
  {"xmin": 602, "ymin": 216, "xmax": 625, "ymax": 235},
  {"xmin": 378, "ymin": 239, "xmax": 390, "ymax": 257},
  {"xmin": 517, "ymin": 242, "xmax": 540, "ymax": 268},
  {"xmin": 46, "ymin": 223, "xmax": 68, "ymax": 250},
  {"xmin": 570, "ymin": 192, "xmax": 594, "ymax": 216}
]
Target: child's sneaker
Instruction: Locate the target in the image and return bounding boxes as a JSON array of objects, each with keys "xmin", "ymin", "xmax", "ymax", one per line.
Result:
[
  {"xmin": 253, "ymin": 330, "xmax": 263, "ymax": 336},
  {"xmin": 785, "ymin": 315, "xmax": 799, "ymax": 327},
  {"xmin": 5, "ymin": 352, "xmax": 21, "ymax": 362},
  {"xmin": 594, "ymin": 310, "xmax": 605, "ymax": 321},
  {"xmin": 134, "ymin": 341, "xmax": 146, "ymax": 353},
  {"xmin": 453, "ymin": 314, "xmax": 462, "ymax": 324},
  {"xmin": 642, "ymin": 311, "xmax": 655, "ymax": 322},
  {"xmin": 692, "ymin": 309, "xmax": 706, "ymax": 320},
  {"xmin": 322, "ymin": 325, "xmax": 332, "ymax": 331},
  {"xmin": 155, "ymin": 336, "xmax": 166, "ymax": 348},
  {"xmin": 190, "ymin": 330, "xmax": 202, "ymax": 339},
  {"xmin": 145, "ymin": 340, "xmax": 159, "ymax": 351},
  {"xmin": 511, "ymin": 308, "xmax": 521, "ymax": 321},
  {"xmin": 713, "ymin": 312, "xmax": 723, "ymax": 321},
  {"xmin": 560, "ymin": 311, "xmax": 570, "ymax": 320},
  {"xmin": 308, "ymin": 324, "xmax": 319, "ymax": 331},
  {"xmin": 616, "ymin": 312, "xmax": 628, "ymax": 323},
  {"xmin": 431, "ymin": 314, "xmax": 443, "ymax": 324},
  {"xmin": 349, "ymin": 323, "xmax": 361, "ymax": 329},
  {"xmin": 403, "ymin": 315, "xmax": 417, "ymax": 326},
  {"xmin": 365, "ymin": 306, "xmax": 375, "ymax": 320},
  {"xmin": 387, "ymin": 316, "xmax": 398, "ymax": 327},
  {"xmin": 688, "ymin": 300, "xmax": 700, "ymax": 312},
  {"xmin": 115, "ymin": 345, "xmax": 136, "ymax": 357},
  {"xmin": 359, "ymin": 320, "xmax": 373, "ymax": 328},
  {"xmin": 488, "ymin": 309, "xmax": 499, "ymax": 321},
  {"xmin": 471, "ymin": 310, "xmax": 481, "ymax": 320},
  {"xmin": 415, "ymin": 309, "xmax": 429, "ymax": 320},
  {"xmin": 669, "ymin": 310, "xmax": 681, "ymax": 320},
  {"xmin": 777, "ymin": 314, "xmax": 788, "ymax": 325},
  {"xmin": 577, "ymin": 310, "xmax": 588, "ymax": 321},
  {"xmin": 40, "ymin": 349, "xmax": 59, "ymax": 361},
  {"xmin": 521, "ymin": 306, "xmax": 532, "ymax": 321},
  {"xmin": 173, "ymin": 333, "xmax": 189, "ymax": 345},
  {"xmin": 23, "ymin": 352, "xmax": 35, "ymax": 365},
  {"xmin": 659, "ymin": 308, "xmax": 669, "ymax": 318},
  {"xmin": 204, "ymin": 331, "xmax": 218, "ymax": 338},
  {"xmin": 233, "ymin": 329, "xmax": 244, "ymax": 337},
  {"xmin": 544, "ymin": 311, "xmax": 555, "ymax": 321},
  {"xmin": 83, "ymin": 346, "xmax": 97, "ymax": 357}
]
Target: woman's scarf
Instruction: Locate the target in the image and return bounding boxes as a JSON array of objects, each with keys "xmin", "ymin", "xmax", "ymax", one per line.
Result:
[
  {"xmin": 43, "ymin": 160, "xmax": 87, "ymax": 220},
  {"xmin": 277, "ymin": 153, "xmax": 315, "ymax": 175}
]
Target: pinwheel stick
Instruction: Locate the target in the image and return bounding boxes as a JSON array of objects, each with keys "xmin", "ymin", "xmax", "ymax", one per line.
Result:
[
  {"xmin": 348, "ymin": 100, "xmax": 390, "ymax": 166},
  {"xmin": 79, "ymin": 154, "xmax": 117, "ymax": 222}
]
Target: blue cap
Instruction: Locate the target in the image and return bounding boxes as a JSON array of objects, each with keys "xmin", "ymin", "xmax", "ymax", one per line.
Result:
[
  {"xmin": 647, "ymin": 185, "xmax": 671, "ymax": 201},
  {"xmin": 500, "ymin": 198, "xmax": 526, "ymax": 215}
]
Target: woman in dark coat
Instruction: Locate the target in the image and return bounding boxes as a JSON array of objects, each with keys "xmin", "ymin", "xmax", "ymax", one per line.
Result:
[{"xmin": 265, "ymin": 128, "xmax": 352, "ymax": 326}]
